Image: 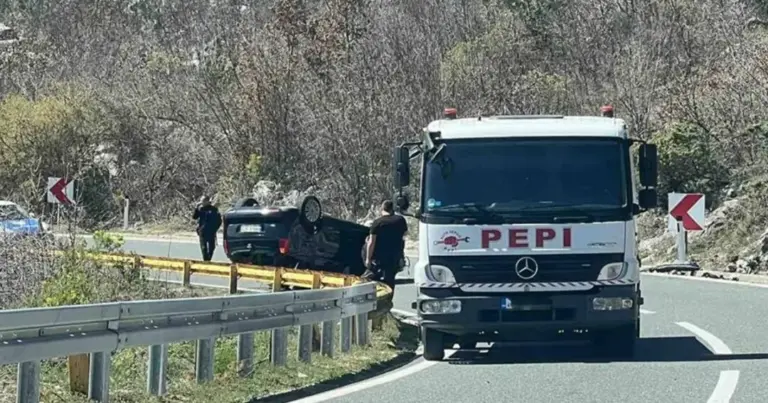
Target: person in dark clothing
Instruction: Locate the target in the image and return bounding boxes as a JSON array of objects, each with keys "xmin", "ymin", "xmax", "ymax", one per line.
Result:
[
  {"xmin": 193, "ymin": 195, "xmax": 222, "ymax": 262},
  {"xmin": 362, "ymin": 200, "xmax": 408, "ymax": 290}
]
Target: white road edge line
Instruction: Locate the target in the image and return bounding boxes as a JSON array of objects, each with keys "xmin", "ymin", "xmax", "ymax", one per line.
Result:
[
  {"xmin": 639, "ymin": 309, "xmax": 655, "ymax": 314},
  {"xmin": 676, "ymin": 322, "xmax": 739, "ymax": 403},
  {"xmin": 643, "ymin": 272, "xmax": 768, "ymax": 289},
  {"xmin": 292, "ymin": 351, "xmax": 456, "ymax": 403},
  {"xmin": 288, "ymin": 309, "xmax": 447, "ymax": 402}
]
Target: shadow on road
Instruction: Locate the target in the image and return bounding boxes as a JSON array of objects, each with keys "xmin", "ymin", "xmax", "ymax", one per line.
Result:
[{"xmin": 446, "ymin": 336, "xmax": 768, "ymax": 365}]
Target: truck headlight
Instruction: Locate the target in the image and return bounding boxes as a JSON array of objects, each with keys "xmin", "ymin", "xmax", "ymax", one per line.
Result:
[
  {"xmin": 597, "ymin": 262, "xmax": 627, "ymax": 281},
  {"xmin": 421, "ymin": 299, "xmax": 462, "ymax": 314},
  {"xmin": 425, "ymin": 264, "xmax": 457, "ymax": 283},
  {"xmin": 592, "ymin": 297, "xmax": 634, "ymax": 311}
]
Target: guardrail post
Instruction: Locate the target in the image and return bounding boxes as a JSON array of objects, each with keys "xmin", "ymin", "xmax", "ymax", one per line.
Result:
[
  {"xmin": 147, "ymin": 344, "xmax": 168, "ymax": 395},
  {"xmin": 67, "ymin": 354, "xmax": 89, "ymax": 396},
  {"xmin": 340, "ymin": 316, "xmax": 352, "ymax": 353},
  {"xmin": 298, "ymin": 324, "xmax": 313, "ymax": 362},
  {"xmin": 88, "ymin": 351, "xmax": 110, "ymax": 402},
  {"xmin": 270, "ymin": 268, "xmax": 288, "ymax": 366},
  {"xmin": 312, "ymin": 273, "xmax": 323, "ymax": 352},
  {"xmin": 229, "ymin": 264, "xmax": 238, "ymax": 294},
  {"xmin": 321, "ymin": 320, "xmax": 335, "ymax": 357},
  {"xmin": 271, "ymin": 328, "xmax": 289, "ymax": 366},
  {"xmin": 355, "ymin": 313, "xmax": 370, "ymax": 346},
  {"xmin": 340, "ymin": 278, "xmax": 353, "ymax": 353},
  {"xmin": 183, "ymin": 261, "xmax": 192, "ymax": 287},
  {"xmin": 195, "ymin": 338, "xmax": 215, "ymax": 383},
  {"xmin": 17, "ymin": 361, "xmax": 40, "ymax": 403},
  {"xmin": 233, "ymin": 275, "xmax": 254, "ymax": 377},
  {"xmin": 237, "ymin": 333, "xmax": 254, "ymax": 377}
]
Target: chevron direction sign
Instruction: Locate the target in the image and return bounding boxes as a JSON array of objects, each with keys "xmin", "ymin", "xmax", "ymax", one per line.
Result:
[
  {"xmin": 667, "ymin": 192, "xmax": 705, "ymax": 233},
  {"xmin": 47, "ymin": 177, "xmax": 75, "ymax": 205}
]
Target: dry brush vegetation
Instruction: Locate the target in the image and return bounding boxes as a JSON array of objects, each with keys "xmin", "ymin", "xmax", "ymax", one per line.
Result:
[{"xmin": 3, "ymin": 0, "xmax": 768, "ymax": 260}]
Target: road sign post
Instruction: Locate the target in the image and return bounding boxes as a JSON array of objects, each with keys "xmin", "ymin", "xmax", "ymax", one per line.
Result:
[
  {"xmin": 47, "ymin": 177, "xmax": 75, "ymax": 205},
  {"xmin": 675, "ymin": 218, "xmax": 687, "ymax": 263},
  {"xmin": 123, "ymin": 198, "xmax": 130, "ymax": 230}
]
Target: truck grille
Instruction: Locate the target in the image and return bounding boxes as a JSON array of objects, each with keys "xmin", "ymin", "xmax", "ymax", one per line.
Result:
[{"xmin": 430, "ymin": 254, "xmax": 624, "ymax": 283}]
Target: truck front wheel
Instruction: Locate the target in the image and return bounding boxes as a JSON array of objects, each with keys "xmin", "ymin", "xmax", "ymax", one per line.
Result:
[{"xmin": 421, "ymin": 328, "xmax": 445, "ymax": 361}]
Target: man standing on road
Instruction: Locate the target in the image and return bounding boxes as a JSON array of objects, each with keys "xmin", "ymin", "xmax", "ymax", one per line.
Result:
[
  {"xmin": 362, "ymin": 200, "xmax": 408, "ymax": 291},
  {"xmin": 193, "ymin": 195, "xmax": 222, "ymax": 262}
]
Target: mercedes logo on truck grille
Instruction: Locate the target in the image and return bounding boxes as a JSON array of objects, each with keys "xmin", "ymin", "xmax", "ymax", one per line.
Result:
[{"xmin": 515, "ymin": 256, "xmax": 539, "ymax": 280}]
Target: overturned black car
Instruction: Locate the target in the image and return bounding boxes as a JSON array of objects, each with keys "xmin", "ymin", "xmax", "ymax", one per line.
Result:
[{"xmin": 222, "ymin": 196, "xmax": 406, "ymax": 277}]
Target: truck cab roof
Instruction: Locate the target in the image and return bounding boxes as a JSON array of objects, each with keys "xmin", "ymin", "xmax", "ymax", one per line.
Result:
[{"xmin": 425, "ymin": 115, "xmax": 628, "ymax": 140}]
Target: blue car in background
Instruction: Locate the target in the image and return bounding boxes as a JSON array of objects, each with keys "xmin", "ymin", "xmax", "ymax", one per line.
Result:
[{"xmin": 0, "ymin": 200, "xmax": 53, "ymax": 241}]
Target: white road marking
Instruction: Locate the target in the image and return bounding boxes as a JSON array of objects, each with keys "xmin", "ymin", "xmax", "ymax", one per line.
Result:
[
  {"xmin": 291, "ymin": 350, "xmax": 457, "ymax": 403},
  {"xmin": 640, "ymin": 309, "xmax": 655, "ymax": 314},
  {"xmin": 675, "ymin": 322, "xmax": 732, "ymax": 354},
  {"xmin": 707, "ymin": 371, "xmax": 740, "ymax": 403},
  {"xmin": 643, "ymin": 272, "xmax": 768, "ymax": 289},
  {"xmin": 676, "ymin": 322, "xmax": 739, "ymax": 403}
]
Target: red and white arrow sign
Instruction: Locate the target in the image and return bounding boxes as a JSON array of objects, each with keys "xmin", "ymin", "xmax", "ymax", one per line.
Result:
[
  {"xmin": 47, "ymin": 177, "xmax": 74, "ymax": 205},
  {"xmin": 667, "ymin": 193, "xmax": 705, "ymax": 232}
]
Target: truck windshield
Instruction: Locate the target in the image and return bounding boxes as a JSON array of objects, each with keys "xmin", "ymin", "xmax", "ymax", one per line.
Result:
[{"xmin": 423, "ymin": 137, "xmax": 629, "ymax": 215}]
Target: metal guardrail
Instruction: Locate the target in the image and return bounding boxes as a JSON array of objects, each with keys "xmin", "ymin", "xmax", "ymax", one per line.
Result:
[
  {"xmin": 53, "ymin": 250, "xmax": 393, "ymax": 298},
  {"xmin": 0, "ymin": 282, "xmax": 377, "ymax": 403}
]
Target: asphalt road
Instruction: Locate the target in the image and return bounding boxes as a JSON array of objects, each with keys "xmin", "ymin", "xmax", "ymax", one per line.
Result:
[{"xmin": 80, "ymin": 234, "xmax": 768, "ymax": 402}]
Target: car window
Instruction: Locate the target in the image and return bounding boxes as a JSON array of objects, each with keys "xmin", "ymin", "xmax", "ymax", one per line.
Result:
[{"xmin": 0, "ymin": 204, "xmax": 27, "ymax": 220}]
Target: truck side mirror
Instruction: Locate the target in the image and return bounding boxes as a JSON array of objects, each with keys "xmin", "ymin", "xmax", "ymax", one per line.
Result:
[
  {"xmin": 638, "ymin": 188, "xmax": 657, "ymax": 210},
  {"xmin": 393, "ymin": 146, "xmax": 410, "ymax": 189},
  {"xmin": 639, "ymin": 143, "xmax": 658, "ymax": 188}
]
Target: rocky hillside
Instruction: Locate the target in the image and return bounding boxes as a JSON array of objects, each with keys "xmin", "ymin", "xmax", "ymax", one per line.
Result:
[{"xmin": 639, "ymin": 176, "xmax": 768, "ymax": 275}]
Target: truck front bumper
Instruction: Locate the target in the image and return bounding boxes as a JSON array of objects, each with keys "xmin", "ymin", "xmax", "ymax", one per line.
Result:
[{"xmin": 416, "ymin": 284, "xmax": 640, "ymax": 341}]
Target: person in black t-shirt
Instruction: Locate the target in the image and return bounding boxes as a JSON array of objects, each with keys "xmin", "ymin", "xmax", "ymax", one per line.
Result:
[{"xmin": 362, "ymin": 200, "xmax": 408, "ymax": 290}]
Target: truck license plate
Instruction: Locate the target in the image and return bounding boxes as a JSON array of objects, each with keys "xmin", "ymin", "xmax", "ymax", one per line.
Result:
[
  {"xmin": 500, "ymin": 297, "xmax": 550, "ymax": 311},
  {"xmin": 240, "ymin": 224, "xmax": 263, "ymax": 233}
]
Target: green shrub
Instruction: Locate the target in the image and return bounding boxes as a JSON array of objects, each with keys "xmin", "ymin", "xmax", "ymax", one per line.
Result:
[{"xmin": 651, "ymin": 121, "xmax": 729, "ymax": 208}]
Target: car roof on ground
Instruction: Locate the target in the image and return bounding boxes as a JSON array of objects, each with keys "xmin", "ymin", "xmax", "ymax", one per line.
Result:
[{"xmin": 224, "ymin": 205, "xmax": 298, "ymax": 215}]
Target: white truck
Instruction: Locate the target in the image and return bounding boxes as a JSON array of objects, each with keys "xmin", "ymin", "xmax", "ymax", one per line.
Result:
[{"xmin": 392, "ymin": 106, "xmax": 658, "ymax": 361}]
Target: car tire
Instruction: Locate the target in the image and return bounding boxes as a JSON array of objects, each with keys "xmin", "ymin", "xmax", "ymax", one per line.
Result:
[
  {"xmin": 421, "ymin": 327, "xmax": 445, "ymax": 361},
  {"xmin": 299, "ymin": 195, "xmax": 323, "ymax": 233}
]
